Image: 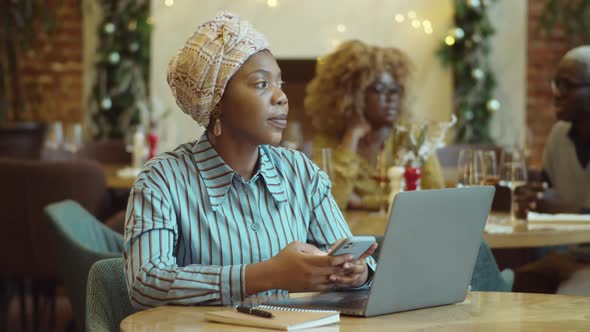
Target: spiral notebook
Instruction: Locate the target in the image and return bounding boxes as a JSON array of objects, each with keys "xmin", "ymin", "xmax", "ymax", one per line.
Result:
[{"xmin": 204, "ymin": 305, "xmax": 340, "ymax": 331}]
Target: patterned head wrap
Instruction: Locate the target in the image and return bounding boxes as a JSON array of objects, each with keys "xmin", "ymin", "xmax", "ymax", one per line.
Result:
[{"xmin": 167, "ymin": 11, "xmax": 270, "ymax": 127}]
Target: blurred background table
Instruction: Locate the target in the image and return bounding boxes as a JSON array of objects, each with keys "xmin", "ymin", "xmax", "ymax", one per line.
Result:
[
  {"xmin": 120, "ymin": 292, "xmax": 590, "ymax": 331},
  {"xmin": 345, "ymin": 210, "xmax": 590, "ymax": 249},
  {"xmin": 102, "ymin": 164, "xmax": 137, "ymax": 190}
]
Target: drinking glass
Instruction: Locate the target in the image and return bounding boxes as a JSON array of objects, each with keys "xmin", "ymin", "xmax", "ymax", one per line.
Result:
[
  {"xmin": 45, "ymin": 121, "xmax": 64, "ymax": 150},
  {"xmin": 371, "ymin": 150, "xmax": 389, "ymax": 215},
  {"xmin": 320, "ymin": 148, "xmax": 334, "ymax": 179},
  {"xmin": 456, "ymin": 149, "xmax": 484, "ymax": 187},
  {"xmin": 478, "ymin": 150, "xmax": 499, "ymax": 185},
  {"xmin": 499, "ymin": 148, "xmax": 528, "ymax": 230},
  {"xmin": 64, "ymin": 123, "xmax": 83, "ymax": 153}
]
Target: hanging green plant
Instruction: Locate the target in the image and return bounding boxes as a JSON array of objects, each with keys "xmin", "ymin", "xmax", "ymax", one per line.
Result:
[
  {"xmin": 436, "ymin": 0, "xmax": 498, "ymax": 144},
  {"xmin": 89, "ymin": 0, "xmax": 152, "ymax": 139},
  {"xmin": 0, "ymin": 0, "xmax": 59, "ymax": 122},
  {"xmin": 537, "ymin": 0, "xmax": 590, "ymax": 44}
]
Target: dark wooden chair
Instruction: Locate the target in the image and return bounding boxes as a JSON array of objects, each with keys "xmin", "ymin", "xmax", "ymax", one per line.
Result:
[
  {"xmin": 0, "ymin": 122, "xmax": 46, "ymax": 160},
  {"xmin": 77, "ymin": 139, "xmax": 131, "ymax": 164},
  {"xmin": 0, "ymin": 158, "xmax": 115, "ymax": 331},
  {"xmin": 436, "ymin": 144, "xmax": 503, "ymax": 169},
  {"xmin": 436, "ymin": 144, "xmax": 509, "ymax": 212}
]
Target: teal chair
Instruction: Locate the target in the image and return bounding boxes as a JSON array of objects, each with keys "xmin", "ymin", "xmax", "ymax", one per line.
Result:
[
  {"xmin": 471, "ymin": 241, "xmax": 514, "ymax": 292},
  {"xmin": 45, "ymin": 200, "xmax": 124, "ymax": 332},
  {"xmin": 374, "ymin": 237, "xmax": 511, "ymax": 292},
  {"xmin": 87, "ymin": 258, "xmax": 137, "ymax": 331}
]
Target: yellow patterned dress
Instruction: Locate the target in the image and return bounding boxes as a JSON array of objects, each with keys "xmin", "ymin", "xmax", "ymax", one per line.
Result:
[{"xmin": 312, "ymin": 131, "xmax": 445, "ymax": 210}]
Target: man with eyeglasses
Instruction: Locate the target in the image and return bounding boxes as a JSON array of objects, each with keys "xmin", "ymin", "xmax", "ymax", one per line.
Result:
[
  {"xmin": 523, "ymin": 46, "xmax": 590, "ymax": 215},
  {"xmin": 513, "ymin": 46, "xmax": 590, "ymax": 296}
]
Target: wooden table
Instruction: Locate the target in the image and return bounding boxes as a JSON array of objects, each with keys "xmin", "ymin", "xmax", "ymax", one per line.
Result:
[
  {"xmin": 345, "ymin": 210, "xmax": 590, "ymax": 249},
  {"xmin": 102, "ymin": 164, "xmax": 136, "ymax": 189},
  {"xmin": 120, "ymin": 292, "xmax": 590, "ymax": 331}
]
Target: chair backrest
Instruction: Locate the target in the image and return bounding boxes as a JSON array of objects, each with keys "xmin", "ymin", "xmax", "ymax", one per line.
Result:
[
  {"xmin": 45, "ymin": 200, "xmax": 124, "ymax": 332},
  {"xmin": 470, "ymin": 241, "xmax": 514, "ymax": 292},
  {"xmin": 0, "ymin": 122, "xmax": 46, "ymax": 160},
  {"xmin": 0, "ymin": 158, "xmax": 112, "ymax": 280},
  {"xmin": 436, "ymin": 144, "xmax": 503, "ymax": 169},
  {"xmin": 87, "ymin": 258, "xmax": 137, "ymax": 332},
  {"xmin": 78, "ymin": 139, "xmax": 131, "ymax": 164}
]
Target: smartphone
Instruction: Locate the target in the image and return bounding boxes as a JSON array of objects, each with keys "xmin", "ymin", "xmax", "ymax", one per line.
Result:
[{"xmin": 328, "ymin": 236, "xmax": 376, "ymax": 260}]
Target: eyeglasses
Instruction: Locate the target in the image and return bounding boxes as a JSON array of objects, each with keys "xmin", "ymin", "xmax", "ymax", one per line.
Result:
[
  {"xmin": 367, "ymin": 84, "xmax": 400, "ymax": 96},
  {"xmin": 551, "ymin": 79, "xmax": 590, "ymax": 94}
]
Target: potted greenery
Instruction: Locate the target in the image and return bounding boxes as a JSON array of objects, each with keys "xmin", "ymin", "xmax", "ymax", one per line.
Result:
[{"xmin": 0, "ymin": 1, "xmax": 59, "ymax": 158}]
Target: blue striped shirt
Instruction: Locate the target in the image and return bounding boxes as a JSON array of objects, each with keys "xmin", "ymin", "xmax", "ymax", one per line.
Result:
[{"xmin": 124, "ymin": 134, "xmax": 375, "ymax": 308}]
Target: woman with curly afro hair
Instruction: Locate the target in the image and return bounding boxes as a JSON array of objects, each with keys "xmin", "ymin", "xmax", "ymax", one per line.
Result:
[{"xmin": 305, "ymin": 40, "xmax": 444, "ymax": 210}]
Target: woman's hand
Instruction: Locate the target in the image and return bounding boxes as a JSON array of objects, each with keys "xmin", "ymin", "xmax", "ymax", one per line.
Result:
[
  {"xmin": 326, "ymin": 239, "xmax": 378, "ymax": 288},
  {"xmin": 264, "ymin": 241, "xmax": 355, "ymax": 292},
  {"xmin": 515, "ymin": 185, "xmax": 580, "ymax": 215},
  {"xmin": 514, "ymin": 183, "xmax": 546, "ymax": 218},
  {"xmin": 340, "ymin": 115, "xmax": 371, "ymax": 153}
]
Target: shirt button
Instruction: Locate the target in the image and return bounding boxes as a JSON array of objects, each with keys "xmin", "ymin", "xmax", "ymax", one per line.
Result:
[{"xmin": 250, "ymin": 223, "xmax": 258, "ymax": 231}]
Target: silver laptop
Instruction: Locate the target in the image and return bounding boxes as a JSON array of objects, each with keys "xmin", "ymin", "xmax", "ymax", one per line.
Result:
[{"xmin": 263, "ymin": 186, "xmax": 495, "ymax": 317}]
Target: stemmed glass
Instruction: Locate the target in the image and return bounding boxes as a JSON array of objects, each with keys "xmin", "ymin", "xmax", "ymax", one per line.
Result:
[
  {"xmin": 64, "ymin": 123, "xmax": 83, "ymax": 154},
  {"xmin": 45, "ymin": 121, "xmax": 64, "ymax": 150},
  {"xmin": 479, "ymin": 150, "xmax": 499, "ymax": 185},
  {"xmin": 320, "ymin": 148, "xmax": 334, "ymax": 179},
  {"xmin": 371, "ymin": 150, "xmax": 388, "ymax": 215},
  {"xmin": 456, "ymin": 149, "xmax": 484, "ymax": 187},
  {"xmin": 499, "ymin": 148, "xmax": 528, "ymax": 229}
]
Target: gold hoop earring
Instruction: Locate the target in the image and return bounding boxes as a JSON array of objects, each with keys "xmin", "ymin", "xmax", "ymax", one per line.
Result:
[
  {"xmin": 212, "ymin": 108, "xmax": 222, "ymax": 137},
  {"xmin": 214, "ymin": 118, "xmax": 222, "ymax": 137}
]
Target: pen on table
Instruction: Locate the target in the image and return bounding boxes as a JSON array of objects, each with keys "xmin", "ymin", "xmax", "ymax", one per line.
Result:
[{"xmin": 236, "ymin": 305, "xmax": 274, "ymax": 318}]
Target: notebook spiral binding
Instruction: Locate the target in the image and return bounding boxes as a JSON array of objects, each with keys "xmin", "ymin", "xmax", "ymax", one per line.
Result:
[{"xmin": 257, "ymin": 305, "xmax": 337, "ymax": 313}]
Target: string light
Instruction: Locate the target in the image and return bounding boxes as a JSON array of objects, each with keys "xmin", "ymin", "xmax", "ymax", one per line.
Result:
[
  {"xmin": 453, "ymin": 27, "xmax": 465, "ymax": 39},
  {"xmin": 127, "ymin": 20, "xmax": 137, "ymax": 31},
  {"xmin": 423, "ymin": 20, "xmax": 433, "ymax": 34},
  {"xmin": 164, "ymin": 0, "xmax": 174, "ymax": 7},
  {"xmin": 336, "ymin": 24, "xmax": 347, "ymax": 33},
  {"xmin": 445, "ymin": 35, "xmax": 456, "ymax": 45},
  {"xmin": 394, "ymin": 12, "xmax": 433, "ymax": 35},
  {"xmin": 267, "ymin": 0, "xmax": 278, "ymax": 7}
]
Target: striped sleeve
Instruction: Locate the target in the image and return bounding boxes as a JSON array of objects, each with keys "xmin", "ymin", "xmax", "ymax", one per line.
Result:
[
  {"xmin": 303, "ymin": 157, "xmax": 377, "ymax": 285},
  {"xmin": 124, "ymin": 183, "xmax": 245, "ymax": 309},
  {"xmin": 308, "ymin": 169, "xmax": 352, "ymax": 249}
]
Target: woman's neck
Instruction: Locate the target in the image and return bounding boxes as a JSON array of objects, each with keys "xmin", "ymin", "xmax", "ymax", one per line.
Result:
[
  {"xmin": 367, "ymin": 126, "xmax": 392, "ymax": 146},
  {"xmin": 358, "ymin": 125, "xmax": 393, "ymax": 167},
  {"xmin": 207, "ymin": 130, "xmax": 259, "ymax": 181}
]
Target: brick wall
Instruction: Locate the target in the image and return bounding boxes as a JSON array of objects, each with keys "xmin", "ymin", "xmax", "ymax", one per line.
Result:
[
  {"xmin": 526, "ymin": 0, "xmax": 573, "ymax": 168},
  {"xmin": 11, "ymin": 0, "xmax": 83, "ymax": 123}
]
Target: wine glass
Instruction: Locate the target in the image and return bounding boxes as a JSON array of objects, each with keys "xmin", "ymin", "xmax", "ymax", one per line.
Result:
[
  {"xmin": 499, "ymin": 148, "xmax": 528, "ymax": 229},
  {"xmin": 478, "ymin": 150, "xmax": 499, "ymax": 185},
  {"xmin": 45, "ymin": 121, "xmax": 64, "ymax": 150},
  {"xmin": 456, "ymin": 149, "xmax": 484, "ymax": 187},
  {"xmin": 320, "ymin": 148, "xmax": 334, "ymax": 179},
  {"xmin": 371, "ymin": 150, "xmax": 389, "ymax": 215},
  {"xmin": 64, "ymin": 123, "xmax": 83, "ymax": 154}
]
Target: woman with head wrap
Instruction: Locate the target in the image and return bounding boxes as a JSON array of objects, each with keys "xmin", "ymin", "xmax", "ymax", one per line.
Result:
[
  {"xmin": 124, "ymin": 12, "xmax": 376, "ymax": 309},
  {"xmin": 306, "ymin": 40, "xmax": 445, "ymax": 210}
]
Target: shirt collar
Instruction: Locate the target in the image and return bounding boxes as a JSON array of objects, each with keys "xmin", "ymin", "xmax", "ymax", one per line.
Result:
[
  {"xmin": 193, "ymin": 134, "xmax": 287, "ymax": 210},
  {"xmin": 258, "ymin": 145, "xmax": 288, "ymax": 204}
]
